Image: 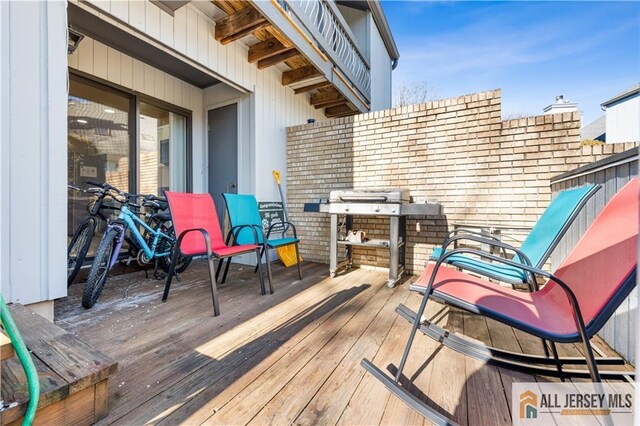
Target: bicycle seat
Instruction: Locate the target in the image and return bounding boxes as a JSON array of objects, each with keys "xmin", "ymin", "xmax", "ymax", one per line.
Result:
[{"xmin": 150, "ymin": 211, "xmax": 172, "ymax": 222}]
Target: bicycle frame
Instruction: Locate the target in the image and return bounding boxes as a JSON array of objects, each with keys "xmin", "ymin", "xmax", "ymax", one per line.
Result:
[{"xmin": 108, "ymin": 205, "xmax": 173, "ymax": 268}]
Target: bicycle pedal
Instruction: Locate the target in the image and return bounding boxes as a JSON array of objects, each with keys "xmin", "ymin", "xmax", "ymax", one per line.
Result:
[{"xmin": 174, "ymin": 273, "xmax": 182, "ymax": 283}]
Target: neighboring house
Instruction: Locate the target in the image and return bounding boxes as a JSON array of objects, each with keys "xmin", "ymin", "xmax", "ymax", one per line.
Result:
[
  {"xmin": 579, "ymin": 83, "xmax": 640, "ymax": 144},
  {"xmin": 601, "ymin": 83, "xmax": 640, "ymax": 144},
  {"xmin": 0, "ymin": 0, "xmax": 399, "ymax": 319},
  {"xmin": 580, "ymin": 115, "xmax": 606, "ymax": 142}
]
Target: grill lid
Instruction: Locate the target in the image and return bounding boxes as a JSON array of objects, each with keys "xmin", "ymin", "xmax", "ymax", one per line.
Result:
[{"xmin": 329, "ymin": 188, "xmax": 410, "ymax": 203}]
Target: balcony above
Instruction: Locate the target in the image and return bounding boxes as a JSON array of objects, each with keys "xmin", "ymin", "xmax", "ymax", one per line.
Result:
[{"xmin": 209, "ymin": 0, "xmax": 372, "ymax": 117}]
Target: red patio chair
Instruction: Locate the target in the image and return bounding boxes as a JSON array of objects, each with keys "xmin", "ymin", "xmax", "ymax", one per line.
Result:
[
  {"xmin": 162, "ymin": 191, "xmax": 267, "ymax": 316},
  {"xmin": 362, "ymin": 178, "xmax": 638, "ymax": 423}
]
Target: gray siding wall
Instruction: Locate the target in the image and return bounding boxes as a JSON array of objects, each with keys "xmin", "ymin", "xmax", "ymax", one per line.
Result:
[
  {"xmin": 1, "ymin": 1, "xmax": 68, "ymax": 304},
  {"xmin": 336, "ymin": 5, "xmax": 371, "ymax": 60},
  {"xmin": 368, "ymin": 19, "xmax": 392, "ymax": 111},
  {"xmin": 551, "ymin": 149, "xmax": 638, "ymax": 364},
  {"xmin": 606, "ymin": 93, "xmax": 640, "ymax": 144}
]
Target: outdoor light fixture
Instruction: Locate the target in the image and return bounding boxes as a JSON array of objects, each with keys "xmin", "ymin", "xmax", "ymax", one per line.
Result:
[{"xmin": 67, "ymin": 28, "xmax": 85, "ymax": 55}]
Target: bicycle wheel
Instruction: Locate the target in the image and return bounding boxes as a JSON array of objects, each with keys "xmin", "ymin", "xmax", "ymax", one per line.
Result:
[
  {"xmin": 158, "ymin": 225, "xmax": 192, "ymax": 274},
  {"xmin": 67, "ymin": 219, "xmax": 96, "ymax": 287},
  {"xmin": 82, "ymin": 227, "xmax": 119, "ymax": 308}
]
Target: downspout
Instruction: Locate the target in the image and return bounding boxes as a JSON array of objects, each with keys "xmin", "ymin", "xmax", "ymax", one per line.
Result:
[{"xmin": 392, "ymin": 58, "xmax": 399, "ymax": 70}]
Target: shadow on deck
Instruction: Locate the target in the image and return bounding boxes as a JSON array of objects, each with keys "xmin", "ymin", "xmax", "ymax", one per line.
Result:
[{"xmin": 54, "ymin": 261, "xmax": 632, "ymax": 425}]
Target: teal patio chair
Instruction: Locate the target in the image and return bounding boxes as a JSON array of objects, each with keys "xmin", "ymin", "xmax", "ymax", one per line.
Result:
[
  {"xmin": 222, "ymin": 193, "xmax": 302, "ymax": 292},
  {"xmin": 431, "ymin": 184, "xmax": 601, "ymax": 287}
]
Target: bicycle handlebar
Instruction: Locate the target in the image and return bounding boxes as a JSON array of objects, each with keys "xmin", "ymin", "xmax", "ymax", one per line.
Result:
[{"xmin": 73, "ymin": 181, "xmax": 164, "ymax": 211}]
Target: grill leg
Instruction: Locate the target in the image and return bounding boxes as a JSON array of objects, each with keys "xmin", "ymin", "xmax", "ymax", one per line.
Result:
[
  {"xmin": 388, "ymin": 216, "xmax": 400, "ymax": 288},
  {"xmin": 329, "ymin": 213, "xmax": 338, "ymax": 278}
]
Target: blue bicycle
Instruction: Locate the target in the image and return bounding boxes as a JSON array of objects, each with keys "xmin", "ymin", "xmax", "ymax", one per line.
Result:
[{"xmin": 82, "ymin": 187, "xmax": 186, "ymax": 308}]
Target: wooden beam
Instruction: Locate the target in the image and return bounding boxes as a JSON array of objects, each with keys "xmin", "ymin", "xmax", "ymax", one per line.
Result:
[
  {"xmin": 258, "ymin": 49, "xmax": 299, "ymax": 69},
  {"xmin": 215, "ymin": 7, "xmax": 269, "ymax": 45},
  {"xmin": 222, "ymin": 21, "xmax": 270, "ymax": 45},
  {"xmin": 211, "ymin": 0, "xmax": 238, "ymax": 15},
  {"xmin": 315, "ymin": 99, "xmax": 348, "ymax": 109},
  {"xmin": 1, "ymin": 331, "xmax": 14, "ymax": 360},
  {"xmin": 325, "ymin": 104, "xmax": 355, "ymax": 118},
  {"xmin": 282, "ymin": 66, "xmax": 320, "ymax": 85},
  {"xmin": 248, "ymin": 38, "xmax": 289, "ymax": 63},
  {"xmin": 293, "ymin": 81, "xmax": 332, "ymax": 94},
  {"xmin": 310, "ymin": 90, "xmax": 342, "ymax": 106},
  {"xmin": 265, "ymin": 26, "xmax": 293, "ymax": 48}
]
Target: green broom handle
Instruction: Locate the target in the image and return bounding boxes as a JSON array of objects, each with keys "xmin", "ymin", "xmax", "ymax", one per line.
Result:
[{"xmin": 0, "ymin": 293, "xmax": 39, "ymax": 425}]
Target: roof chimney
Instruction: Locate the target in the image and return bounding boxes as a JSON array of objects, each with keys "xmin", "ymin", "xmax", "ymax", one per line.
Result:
[{"xmin": 544, "ymin": 94, "xmax": 577, "ymax": 115}]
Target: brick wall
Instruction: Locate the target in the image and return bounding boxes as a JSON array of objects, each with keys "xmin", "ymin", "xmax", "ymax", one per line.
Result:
[{"xmin": 286, "ymin": 89, "xmax": 637, "ymax": 273}]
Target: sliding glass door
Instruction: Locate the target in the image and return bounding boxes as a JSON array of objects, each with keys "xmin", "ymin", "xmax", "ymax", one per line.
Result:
[
  {"xmin": 139, "ymin": 102, "xmax": 187, "ymax": 195},
  {"xmin": 67, "ymin": 73, "xmax": 191, "ymax": 256},
  {"xmin": 68, "ymin": 79, "xmax": 131, "ymax": 253}
]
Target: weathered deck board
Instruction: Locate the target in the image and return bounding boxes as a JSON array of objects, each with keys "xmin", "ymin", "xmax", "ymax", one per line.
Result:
[
  {"xmin": 0, "ymin": 332, "xmax": 15, "ymax": 361},
  {"xmin": 52, "ymin": 261, "xmax": 633, "ymax": 425}
]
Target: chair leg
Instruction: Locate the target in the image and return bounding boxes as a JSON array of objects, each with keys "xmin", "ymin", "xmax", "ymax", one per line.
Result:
[
  {"xmin": 581, "ymin": 336, "xmax": 602, "ymax": 382},
  {"xmin": 162, "ymin": 241, "xmax": 182, "ymax": 302},
  {"xmin": 295, "ymin": 242, "xmax": 302, "ymax": 280},
  {"xmin": 396, "ymin": 289, "xmax": 431, "ymax": 382},
  {"xmin": 206, "ymin": 254, "xmax": 220, "ymax": 316},
  {"xmin": 541, "ymin": 338, "xmax": 551, "ymax": 358},
  {"xmin": 254, "ymin": 246, "xmax": 265, "ymax": 273},
  {"xmin": 255, "ymin": 248, "xmax": 267, "ymax": 295},
  {"xmin": 549, "ymin": 341, "xmax": 565, "ymax": 382},
  {"xmin": 263, "ymin": 245, "xmax": 274, "ymax": 294},
  {"xmin": 222, "ymin": 257, "xmax": 232, "ymax": 284},
  {"xmin": 215, "ymin": 258, "xmax": 224, "ymax": 282}
]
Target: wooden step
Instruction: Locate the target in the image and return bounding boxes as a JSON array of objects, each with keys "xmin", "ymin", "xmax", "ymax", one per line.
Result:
[
  {"xmin": 0, "ymin": 331, "xmax": 15, "ymax": 361},
  {"xmin": 1, "ymin": 304, "xmax": 118, "ymax": 425}
]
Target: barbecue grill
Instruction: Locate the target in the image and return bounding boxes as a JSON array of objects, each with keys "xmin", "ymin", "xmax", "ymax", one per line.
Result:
[{"xmin": 304, "ymin": 188, "xmax": 441, "ymax": 287}]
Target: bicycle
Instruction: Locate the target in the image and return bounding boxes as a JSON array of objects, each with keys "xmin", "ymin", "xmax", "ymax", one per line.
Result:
[
  {"xmin": 68, "ymin": 182, "xmax": 192, "ymax": 290},
  {"xmin": 67, "ymin": 182, "xmax": 121, "ymax": 286},
  {"xmin": 82, "ymin": 187, "xmax": 189, "ymax": 308}
]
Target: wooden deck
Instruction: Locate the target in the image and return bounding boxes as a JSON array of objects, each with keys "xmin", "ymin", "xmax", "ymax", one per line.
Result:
[{"xmin": 54, "ymin": 261, "xmax": 632, "ymax": 425}]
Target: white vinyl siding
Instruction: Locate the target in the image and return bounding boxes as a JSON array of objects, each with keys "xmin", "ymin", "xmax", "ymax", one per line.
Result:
[
  {"xmin": 605, "ymin": 93, "xmax": 640, "ymax": 143},
  {"xmin": 69, "ymin": 35, "xmax": 206, "ymax": 191},
  {"xmin": 368, "ymin": 17, "xmax": 392, "ymax": 111},
  {"xmin": 336, "ymin": 5, "xmax": 371, "ymax": 61},
  {"xmin": 72, "ymin": 0, "xmax": 324, "ymax": 199},
  {"xmin": 1, "ymin": 0, "xmax": 68, "ymax": 305}
]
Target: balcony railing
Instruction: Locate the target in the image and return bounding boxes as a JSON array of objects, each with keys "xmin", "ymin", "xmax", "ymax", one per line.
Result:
[{"xmin": 284, "ymin": 0, "xmax": 371, "ymax": 102}]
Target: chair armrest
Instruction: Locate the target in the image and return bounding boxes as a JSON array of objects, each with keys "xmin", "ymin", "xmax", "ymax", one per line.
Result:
[
  {"xmin": 441, "ymin": 234, "xmax": 533, "ymax": 266},
  {"xmin": 442, "ymin": 228, "xmax": 508, "ymax": 257},
  {"xmin": 445, "ymin": 227, "xmax": 503, "ymax": 243},
  {"xmin": 266, "ymin": 221, "xmax": 298, "ymax": 239},
  {"xmin": 420, "ymin": 247, "xmax": 588, "ymax": 338},
  {"xmin": 228, "ymin": 224, "xmax": 263, "ymax": 246},
  {"xmin": 437, "ymin": 234, "xmax": 536, "ymax": 289},
  {"xmin": 175, "ymin": 228, "xmax": 213, "ymax": 257}
]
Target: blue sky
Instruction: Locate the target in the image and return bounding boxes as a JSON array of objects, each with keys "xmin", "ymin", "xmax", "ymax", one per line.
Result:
[{"xmin": 382, "ymin": 1, "xmax": 639, "ymax": 125}]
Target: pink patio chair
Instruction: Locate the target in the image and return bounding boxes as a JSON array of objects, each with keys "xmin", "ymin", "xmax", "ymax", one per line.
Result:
[
  {"xmin": 162, "ymin": 191, "xmax": 267, "ymax": 316},
  {"xmin": 362, "ymin": 177, "xmax": 638, "ymax": 423}
]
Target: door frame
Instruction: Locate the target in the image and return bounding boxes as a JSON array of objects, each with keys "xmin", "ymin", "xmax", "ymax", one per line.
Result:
[
  {"xmin": 205, "ymin": 97, "xmax": 256, "ymax": 265},
  {"xmin": 205, "ymin": 97, "xmax": 252, "ymax": 196}
]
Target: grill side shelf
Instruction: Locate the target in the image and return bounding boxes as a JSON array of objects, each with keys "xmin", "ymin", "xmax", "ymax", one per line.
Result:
[{"xmin": 337, "ymin": 240, "xmax": 405, "ymax": 248}]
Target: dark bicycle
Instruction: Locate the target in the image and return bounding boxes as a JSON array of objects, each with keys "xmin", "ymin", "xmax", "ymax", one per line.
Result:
[{"xmin": 67, "ymin": 182, "xmax": 121, "ymax": 286}]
